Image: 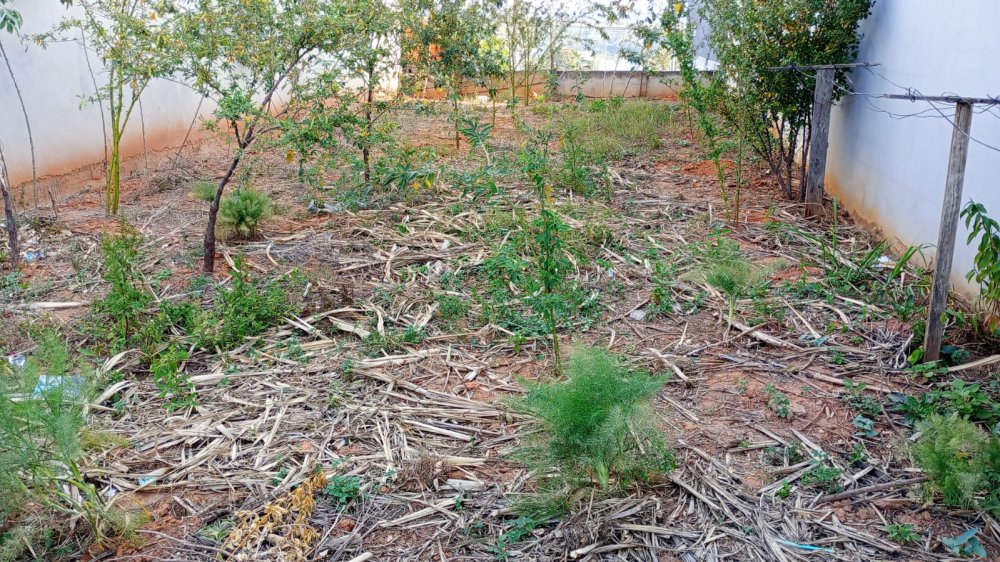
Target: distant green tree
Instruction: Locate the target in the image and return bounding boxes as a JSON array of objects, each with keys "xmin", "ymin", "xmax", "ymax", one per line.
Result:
[
  {"xmin": 698, "ymin": 0, "xmax": 873, "ymax": 203},
  {"xmin": 401, "ymin": 0, "xmax": 504, "ymax": 149}
]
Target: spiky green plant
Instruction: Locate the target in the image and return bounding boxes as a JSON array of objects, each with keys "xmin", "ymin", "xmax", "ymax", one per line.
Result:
[
  {"xmin": 512, "ymin": 347, "xmax": 674, "ymax": 491},
  {"xmin": 912, "ymin": 414, "xmax": 1000, "ymax": 513},
  {"xmin": 218, "ymin": 186, "xmax": 272, "ymax": 240},
  {"xmin": 704, "ymin": 253, "xmax": 756, "ymax": 326},
  {"xmin": 0, "ymin": 331, "xmax": 108, "ymax": 541}
]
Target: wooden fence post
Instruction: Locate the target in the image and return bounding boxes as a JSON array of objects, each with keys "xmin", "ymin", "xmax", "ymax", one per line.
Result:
[
  {"xmin": 923, "ymin": 101, "xmax": 974, "ymax": 362},
  {"xmin": 804, "ymin": 67, "xmax": 835, "ymax": 217}
]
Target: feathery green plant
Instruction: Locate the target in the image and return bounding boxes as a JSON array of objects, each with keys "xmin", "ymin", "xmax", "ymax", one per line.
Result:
[
  {"xmin": 512, "ymin": 347, "xmax": 674, "ymax": 492},
  {"xmin": 218, "ymin": 186, "xmax": 272, "ymax": 240},
  {"xmin": 0, "ymin": 331, "xmax": 108, "ymax": 542},
  {"xmin": 912, "ymin": 414, "xmax": 1000, "ymax": 514},
  {"xmin": 703, "ymin": 249, "xmax": 757, "ymax": 326}
]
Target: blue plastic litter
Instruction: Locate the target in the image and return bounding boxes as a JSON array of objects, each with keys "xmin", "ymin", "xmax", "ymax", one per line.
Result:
[
  {"xmin": 31, "ymin": 375, "xmax": 85, "ymax": 398},
  {"xmin": 775, "ymin": 539, "xmax": 835, "ymax": 554}
]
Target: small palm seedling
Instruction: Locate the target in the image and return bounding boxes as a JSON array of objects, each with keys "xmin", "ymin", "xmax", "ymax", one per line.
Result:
[
  {"xmin": 458, "ymin": 115, "xmax": 494, "ymax": 166},
  {"xmin": 512, "ymin": 347, "xmax": 674, "ymax": 493},
  {"xmin": 194, "ymin": 181, "xmax": 272, "ymax": 240}
]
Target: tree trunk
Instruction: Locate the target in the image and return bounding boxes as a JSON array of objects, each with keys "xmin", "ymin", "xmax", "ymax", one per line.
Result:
[
  {"xmin": 203, "ymin": 152, "xmax": 242, "ymax": 274},
  {"xmin": 1, "ymin": 176, "xmax": 17, "ymax": 268},
  {"xmin": 364, "ymin": 64, "xmax": 375, "ymax": 185}
]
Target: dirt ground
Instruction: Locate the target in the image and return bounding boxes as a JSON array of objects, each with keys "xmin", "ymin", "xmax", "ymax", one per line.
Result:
[{"xmin": 4, "ymin": 99, "xmax": 1000, "ymax": 561}]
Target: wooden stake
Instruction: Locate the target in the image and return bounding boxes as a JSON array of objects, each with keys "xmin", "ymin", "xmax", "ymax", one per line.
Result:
[
  {"xmin": 923, "ymin": 101, "xmax": 973, "ymax": 362},
  {"xmin": 804, "ymin": 68, "xmax": 835, "ymax": 217}
]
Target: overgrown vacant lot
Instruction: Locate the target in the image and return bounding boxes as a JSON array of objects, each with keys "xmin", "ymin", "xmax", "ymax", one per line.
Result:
[{"xmin": 4, "ymin": 99, "xmax": 1000, "ymax": 561}]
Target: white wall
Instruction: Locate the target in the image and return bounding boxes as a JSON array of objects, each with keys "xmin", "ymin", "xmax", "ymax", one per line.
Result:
[
  {"xmin": 827, "ymin": 0, "xmax": 1000, "ymax": 299},
  {"xmin": 0, "ymin": 1, "xmax": 209, "ymax": 200}
]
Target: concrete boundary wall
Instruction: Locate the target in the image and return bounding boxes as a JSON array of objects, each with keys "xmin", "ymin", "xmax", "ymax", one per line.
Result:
[
  {"xmin": 0, "ymin": 3, "xmax": 211, "ymax": 202},
  {"xmin": 826, "ymin": 0, "xmax": 1000, "ymax": 299}
]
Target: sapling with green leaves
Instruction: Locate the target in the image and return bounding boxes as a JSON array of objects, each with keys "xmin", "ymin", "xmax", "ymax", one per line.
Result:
[
  {"xmin": 44, "ymin": 0, "xmax": 179, "ymax": 215},
  {"xmin": 285, "ymin": 0, "xmax": 402, "ymax": 187},
  {"xmin": 171, "ymin": 0, "xmax": 347, "ymax": 272},
  {"xmin": 659, "ymin": 3, "xmax": 740, "ymax": 223},
  {"xmin": 400, "ymin": 0, "xmax": 504, "ymax": 149},
  {"xmin": 961, "ymin": 201, "xmax": 1000, "ymax": 330},
  {"xmin": 521, "ymin": 134, "xmax": 570, "ymax": 373}
]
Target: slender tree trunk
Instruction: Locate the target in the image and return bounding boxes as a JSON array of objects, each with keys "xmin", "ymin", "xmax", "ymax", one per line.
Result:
[
  {"xmin": 364, "ymin": 66, "xmax": 375, "ymax": 185},
  {"xmin": 1, "ymin": 177, "xmax": 17, "ymax": 269},
  {"xmin": 204, "ymin": 150, "xmax": 244, "ymax": 274},
  {"xmin": 0, "ymin": 41, "xmax": 41, "ymax": 213}
]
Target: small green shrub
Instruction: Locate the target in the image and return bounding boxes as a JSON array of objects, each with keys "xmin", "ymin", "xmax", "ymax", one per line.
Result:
[
  {"xmin": 192, "ymin": 259, "xmax": 301, "ymax": 351},
  {"xmin": 801, "ymin": 462, "xmax": 843, "ymax": 493},
  {"xmin": 218, "ymin": 186, "xmax": 272, "ymax": 240},
  {"xmin": 704, "ymin": 252, "xmax": 757, "ymax": 325},
  {"xmin": 763, "ymin": 383, "xmax": 791, "ymax": 418},
  {"xmin": 649, "ymin": 261, "xmax": 676, "ymax": 316},
  {"xmin": 91, "ymin": 226, "xmax": 152, "ymax": 353},
  {"xmin": 512, "ymin": 347, "xmax": 674, "ymax": 491},
  {"xmin": 912, "ymin": 414, "xmax": 1000, "ymax": 513},
  {"xmin": 323, "ymin": 475, "xmax": 362, "ymax": 509},
  {"xmin": 150, "ymin": 344, "xmax": 196, "ymax": 412},
  {"xmin": 884, "ymin": 523, "xmax": 920, "ymax": 545}
]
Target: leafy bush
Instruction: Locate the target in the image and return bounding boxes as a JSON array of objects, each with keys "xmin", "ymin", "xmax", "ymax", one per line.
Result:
[
  {"xmin": 218, "ymin": 186, "xmax": 272, "ymax": 240},
  {"xmin": 512, "ymin": 347, "xmax": 674, "ymax": 491},
  {"xmin": 192, "ymin": 259, "xmax": 302, "ymax": 351},
  {"xmin": 696, "ymin": 0, "xmax": 873, "ymax": 201},
  {"xmin": 912, "ymin": 414, "xmax": 1000, "ymax": 514},
  {"xmin": 323, "ymin": 475, "xmax": 362, "ymax": 510},
  {"xmin": 91, "ymin": 226, "xmax": 153, "ymax": 353}
]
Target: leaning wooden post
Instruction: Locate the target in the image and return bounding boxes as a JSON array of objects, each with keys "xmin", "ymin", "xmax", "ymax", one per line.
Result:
[
  {"xmin": 804, "ymin": 67, "xmax": 835, "ymax": 217},
  {"xmin": 923, "ymin": 101, "xmax": 974, "ymax": 362}
]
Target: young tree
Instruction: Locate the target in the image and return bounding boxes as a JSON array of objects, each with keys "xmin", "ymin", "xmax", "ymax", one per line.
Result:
[
  {"xmin": 401, "ymin": 0, "xmax": 503, "ymax": 149},
  {"xmin": 0, "ymin": 155, "xmax": 17, "ymax": 268},
  {"xmin": 172, "ymin": 0, "xmax": 346, "ymax": 273},
  {"xmin": 0, "ymin": 0, "xmax": 27, "ymax": 266},
  {"xmin": 331, "ymin": 0, "xmax": 402, "ymax": 186},
  {"xmin": 498, "ymin": 1, "xmax": 589, "ymax": 105},
  {"xmin": 46, "ymin": 0, "xmax": 178, "ymax": 215},
  {"xmin": 698, "ymin": 0, "xmax": 872, "ymax": 205}
]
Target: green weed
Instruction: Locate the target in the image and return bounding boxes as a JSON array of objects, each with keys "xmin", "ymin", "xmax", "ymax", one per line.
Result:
[
  {"xmin": 912, "ymin": 415, "xmax": 1000, "ymax": 514},
  {"xmin": 324, "ymin": 475, "xmax": 362, "ymax": 510},
  {"xmin": 884, "ymin": 523, "xmax": 919, "ymax": 545},
  {"xmin": 512, "ymin": 347, "xmax": 674, "ymax": 491}
]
